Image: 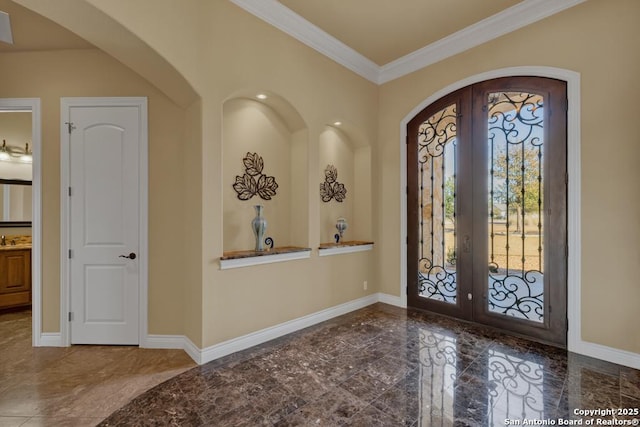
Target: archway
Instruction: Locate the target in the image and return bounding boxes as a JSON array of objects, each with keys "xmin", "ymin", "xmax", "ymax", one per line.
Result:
[{"xmin": 400, "ymin": 67, "xmax": 581, "ymax": 351}]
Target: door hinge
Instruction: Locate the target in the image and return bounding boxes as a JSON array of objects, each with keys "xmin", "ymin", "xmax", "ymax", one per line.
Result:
[
  {"xmin": 565, "ymin": 245, "xmax": 568, "ymax": 259},
  {"xmin": 68, "ymin": 187, "xmax": 72, "ymax": 197},
  {"xmin": 65, "ymin": 121, "xmax": 76, "ymax": 134},
  {"xmin": 549, "ymin": 305, "xmax": 552, "ymax": 314},
  {"xmin": 565, "ymin": 172, "xmax": 569, "ymax": 185},
  {"xmin": 68, "ymin": 249, "xmax": 73, "ymax": 259},
  {"xmin": 68, "ymin": 312, "xmax": 74, "ymax": 322}
]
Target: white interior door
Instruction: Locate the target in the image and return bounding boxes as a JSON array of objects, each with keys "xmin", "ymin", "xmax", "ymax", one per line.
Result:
[{"xmin": 67, "ymin": 102, "xmax": 144, "ymax": 345}]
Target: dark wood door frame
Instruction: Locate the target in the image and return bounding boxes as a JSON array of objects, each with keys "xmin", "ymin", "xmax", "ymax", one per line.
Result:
[
  {"xmin": 407, "ymin": 76, "xmax": 568, "ymax": 346},
  {"xmin": 407, "ymin": 87, "xmax": 473, "ymax": 320}
]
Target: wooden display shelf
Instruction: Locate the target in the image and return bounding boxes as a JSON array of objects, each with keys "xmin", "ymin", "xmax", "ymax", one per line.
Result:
[
  {"xmin": 220, "ymin": 246, "xmax": 311, "ymax": 269},
  {"xmin": 318, "ymin": 240, "xmax": 374, "ymax": 256}
]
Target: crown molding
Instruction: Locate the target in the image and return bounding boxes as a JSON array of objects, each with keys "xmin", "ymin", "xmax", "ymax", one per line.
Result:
[
  {"xmin": 229, "ymin": 0, "xmax": 380, "ymax": 83},
  {"xmin": 230, "ymin": 0, "xmax": 587, "ymax": 85},
  {"xmin": 379, "ymin": 0, "xmax": 588, "ymax": 84}
]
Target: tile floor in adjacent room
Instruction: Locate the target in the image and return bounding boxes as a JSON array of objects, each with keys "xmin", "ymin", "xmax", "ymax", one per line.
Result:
[
  {"xmin": 0, "ymin": 309, "xmax": 196, "ymax": 426},
  {"xmin": 1, "ymin": 304, "xmax": 639, "ymax": 426}
]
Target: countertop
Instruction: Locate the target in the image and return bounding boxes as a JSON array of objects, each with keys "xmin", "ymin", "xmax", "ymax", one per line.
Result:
[
  {"xmin": 0, "ymin": 243, "xmax": 32, "ymax": 251},
  {"xmin": 0, "ymin": 235, "xmax": 32, "ymax": 251},
  {"xmin": 318, "ymin": 240, "xmax": 374, "ymax": 249}
]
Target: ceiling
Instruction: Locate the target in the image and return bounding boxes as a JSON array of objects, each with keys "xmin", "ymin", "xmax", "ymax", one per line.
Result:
[
  {"xmin": 0, "ymin": 0, "xmax": 586, "ymax": 84},
  {"xmin": 277, "ymin": 0, "xmax": 522, "ymax": 66},
  {"xmin": 0, "ymin": 0, "xmax": 92, "ymax": 52},
  {"xmin": 232, "ymin": 0, "xmax": 586, "ymax": 83}
]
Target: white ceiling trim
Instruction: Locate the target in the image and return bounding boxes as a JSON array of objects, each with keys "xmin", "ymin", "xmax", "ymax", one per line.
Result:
[
  {"xmin": 229, "ymin": 0, "xmax": 379, "ymax": 82},
  {"xmin": 379, "ymin": 0, "xmax": 588, "ymax": 84},
  {"xmin": 229, "ymin": 0, "xmax": 587, "ymax": 85}
]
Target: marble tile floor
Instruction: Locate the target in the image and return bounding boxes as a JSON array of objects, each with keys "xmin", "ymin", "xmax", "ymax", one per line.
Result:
[
  {"xmin": 0, "ymin": 309, "xmax": 196, "ymax": 426},
  {"xmin": 99, "ymin": 304, "xmax": 640, "ymax": 426}
]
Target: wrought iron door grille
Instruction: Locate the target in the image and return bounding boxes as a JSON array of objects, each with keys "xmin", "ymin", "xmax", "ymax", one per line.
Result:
[
  {"xmin": 487, "ymin": 92, "xmax": 545, "ymax": 322},
  {"xmin": 417, "ymin": 104, "xmax": 458, "ymax": 304}
]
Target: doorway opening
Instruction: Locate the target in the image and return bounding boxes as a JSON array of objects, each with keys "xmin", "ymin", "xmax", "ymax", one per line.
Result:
[
  {"xmin": 407, "ymin": 77, "xmax": 567, "ymax": 346},
  {"xmin": 0, "ymin": 98, "xmax": 41, "ymax": 346}
]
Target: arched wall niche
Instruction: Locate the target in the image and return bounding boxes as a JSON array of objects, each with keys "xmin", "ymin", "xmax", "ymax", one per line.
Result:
[
  {"xmin": 222, "ymin": 91, "xmax": 308, "ymax": 252},
  {"xmin": 318, "ymin": 122, "xmax": 372, "ymax": 244}
]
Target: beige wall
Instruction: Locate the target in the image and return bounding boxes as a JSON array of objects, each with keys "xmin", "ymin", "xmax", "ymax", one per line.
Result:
[
  {"xmin": 378, "ymin": 0, "xmax": 640, "ymax": 353},
  {"xmin": 201, "ymin": 1, "xmax": 378, "ymax": 346},
  {"xmin": 13, "ymin": 0, "xmax": 378, "ymax": 348},
  {"xmin": 0, "ymin": 112, "xmax": 31, "ymax": 149},
  {"xmin": 181, "ymin": 100, "xmax": 203, "ymax": 347},
  {"xmin": 223, "ymin": 98, "xmax": 299, "ymax": 251},
  {"xmin": 15, "ymin": 0, "xmax": 639, "ymax": 356},
  {"xmin": 319, "ymin": 127, "xmax": 354, "ymax": 243},
  {"xmin": 0, "ymin": 49, "xmax": 187, "ymax": 335}
]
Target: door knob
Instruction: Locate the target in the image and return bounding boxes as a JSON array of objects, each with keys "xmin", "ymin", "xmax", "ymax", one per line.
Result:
[{"xmin": 119, "ymin": 252, "xmax": 137, "ymax": 260}]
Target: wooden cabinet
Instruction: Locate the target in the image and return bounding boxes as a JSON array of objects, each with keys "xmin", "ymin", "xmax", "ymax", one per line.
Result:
[{"xmin": 0, "ymin": 248, "xmax": 31, "ymax": 309}]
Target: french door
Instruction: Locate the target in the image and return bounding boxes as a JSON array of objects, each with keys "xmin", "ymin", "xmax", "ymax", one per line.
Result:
[{"xmin": 407, "ymin": 77, "xmax": 567, "ymax": 346}]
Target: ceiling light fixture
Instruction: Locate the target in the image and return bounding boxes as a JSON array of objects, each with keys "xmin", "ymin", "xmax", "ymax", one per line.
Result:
[
  {"xmin": 20, "ymin": 143, "xmax": 32, "ymax": 163},
  {"xmin": 0, "ymin": 140, "xmax": 32, "ymax": 163},
  {"xmin": 0, "ymin": 140, "xmax": 9, "ymax": 161},
  {"xmin": 256, "ymin": 93, "xmax": 268, "ymax": 100}
]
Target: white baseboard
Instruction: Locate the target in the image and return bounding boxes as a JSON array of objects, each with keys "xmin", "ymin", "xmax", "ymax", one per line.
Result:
[
  {"xmin": 572, "ymin": 340, "xmax": 640, "ymax": 370},
  {"xmin": 151, "ymin": 293, "xmax": 408, "ymax": 365},
  {"xmin": 377, "ymin": 292, "xmax": 405, "ymax": 307},
  {"xmin": 182, "ymin": 336, "xmax": 203, "ymax": 365},
  {"xmin": 144, "ymin": 334, "xmax": 186, "ymax": 349},
  {"xmin": 41, "ymin": 294, "xmax": 640, "ymax": 370},
  {"xmin": 145, "ymin": 294, "xmax": 383, "ymax": 365},
  {"xmin": 37, "ymin": 332, "xmax": 63, "ymax": 347},
  {"xmin": 143, "ymin": 334, "xmax": 202, "ymax": 365},
  {"xmin": 195, "ymin": 294, "xmax": 379, "ymax": 365}
]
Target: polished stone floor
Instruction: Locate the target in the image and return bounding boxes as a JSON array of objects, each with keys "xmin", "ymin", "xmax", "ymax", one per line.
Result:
[
  {"xmin": 98, "ymin": 303, "xmax": 639, "ymax": 426},
  {"xmin": 0, "ymin": 309, "xmax": 196, "ymax": 426}
]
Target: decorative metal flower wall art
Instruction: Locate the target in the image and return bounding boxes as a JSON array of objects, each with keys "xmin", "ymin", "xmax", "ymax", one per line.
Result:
[
  {"xmin": 233, "ymin": 152, "xmax": 279, "ymax": 200},
  {"xmin": 320, "ymin": 164, "xmax": 347, "ymax": 202}
]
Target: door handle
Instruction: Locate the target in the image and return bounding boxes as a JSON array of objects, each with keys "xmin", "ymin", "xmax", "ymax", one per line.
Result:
[{"xmin": 119, "ymin": 252, "xmax": 137, "ymax": 260}]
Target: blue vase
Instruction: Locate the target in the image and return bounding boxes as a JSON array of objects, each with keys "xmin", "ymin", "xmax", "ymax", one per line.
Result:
[
  {"xmin": 251, "ymin": 205, "xmax": 267, "ymax": 251},
  {"xmin": 336, "ymin": 217, "xmax": 348, "ymax": 241}
]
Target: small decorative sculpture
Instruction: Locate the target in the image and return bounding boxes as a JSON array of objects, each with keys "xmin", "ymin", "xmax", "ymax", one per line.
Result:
[
  {"xmin": 265, "ymin": 237, "xmax": 274, "ymax": 250},
  {"xmin": 335, "ymin": 217, "xmax": 348, "ymax": 243},
  {"xmin": 320, "ymin": 165, "xmax": 347, "ymax": 202},
  {"xmin": 251, "ymin": 205, "xmax": 267, "ymax": 251},
  {"xmin": 234, "ymin": 152, "xmax": 279, "ymax": 201}
]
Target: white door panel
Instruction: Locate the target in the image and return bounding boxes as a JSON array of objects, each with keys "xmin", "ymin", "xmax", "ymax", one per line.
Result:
[
  {"xmin": 68, "ymin": 104, "xmax": 142, "ymax": 345},
  {"xmin": 84, "ymin": 265, "xmax": 126, "ymax": 322},
  {"xmin": 82, "ymin": 124, "xmax": 127, "ymax": 245}
]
